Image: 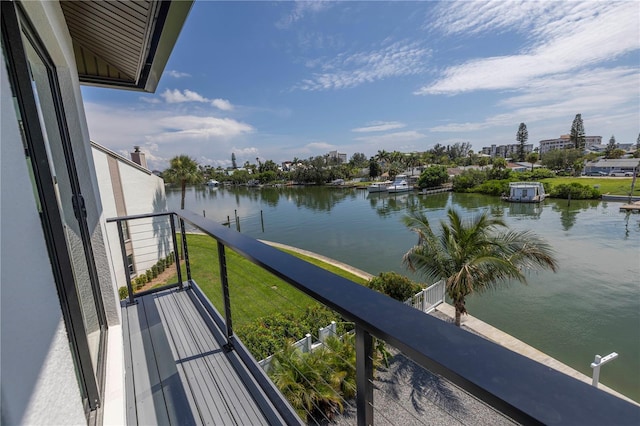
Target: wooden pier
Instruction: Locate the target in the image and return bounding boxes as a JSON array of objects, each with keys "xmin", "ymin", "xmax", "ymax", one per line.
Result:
[{"xmin": 620, "ymin": 201, "xmax": 640, "ymax": 212}]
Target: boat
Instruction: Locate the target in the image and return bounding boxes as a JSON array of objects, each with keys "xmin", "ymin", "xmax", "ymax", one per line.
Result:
[
  {"xmin": 502, "ymin": 182, "xmax": 546, "ymax": 203},
  {"xmin": 367, "ymin": 180, "xmax": 391, "ymax": 193},
  {"xmin": 206, "ymin": 179, "xmax": 219, "ymax": 187},
  {"xmin": 387, "ymin": 175, "xmax": 413, "ymax": 193}
]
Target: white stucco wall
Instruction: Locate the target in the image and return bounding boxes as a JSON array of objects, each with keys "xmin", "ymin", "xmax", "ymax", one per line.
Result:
[
  {"xmin": 1, "ymin": 2, "xmax": 124, "ymax": 423},
  {"xmin": 92, "ymin": 145, "xmax": 168, "ymax": 290},
  {"xmin": 1, "ymin": 41, "xmax": 86, "ymax": 425}
]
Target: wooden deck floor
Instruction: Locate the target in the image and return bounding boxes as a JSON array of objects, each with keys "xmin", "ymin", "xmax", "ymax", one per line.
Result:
[{"xmin": 121, "ymin": 286, "xmax": 297, "ymax": 425}]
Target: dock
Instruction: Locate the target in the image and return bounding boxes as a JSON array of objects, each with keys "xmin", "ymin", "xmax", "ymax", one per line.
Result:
[{"xmin": 620, "ymin": 201, "xmax": 640, "ymax": 212}]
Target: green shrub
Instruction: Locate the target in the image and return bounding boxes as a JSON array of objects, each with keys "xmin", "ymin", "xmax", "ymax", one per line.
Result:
[
  {"xmin": 487, "ymin": 167, "xmax": 513, "ymax": 180},
  {"xmin": 517, "ymin": 168, "xmax": 555, "ymax": 180},
  {"xmin": 236, "ymin": 306, "xmax": 350, "ymax": 361},
  {"xmin": 145, "ymin": 270, "xmax": 153, "ymax": 281},
  {"xmin": 366, "ymin": 271, "xmax": 423, "ymax": 302},
  {"xmin": 151, "ymin": 265, "xmax": 158, "ymax": 278},
  {"xmin": 417, "ymin": 165, "xmax": 449, "ymax": 189},
  {"xmin": 158, "ymin": 261, "xmax": 165, "ymax": 273},
  {"xmin": 470, "ymin": 179, "xmax": 510, "ymax": 196},
  {"xmin": 118, "ymin": 286, "xmax": 129, "ymax": 300},
  {"xmin": 549, "ymin": 182, "xmax": 601, "ymax": 199},
  {"xmin": 139, "ymin": 277, "xmax": 146, "ymax": 289},
  {"xmin": 268, "ymin": 332, "xmax": 388, "ymax": 423},
  {"xmin": 452, "ymin": 169, "xmax": 488, "ymax": 192}
]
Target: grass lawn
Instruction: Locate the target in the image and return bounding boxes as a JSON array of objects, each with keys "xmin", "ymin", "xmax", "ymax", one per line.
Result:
[
  {"xmin": 540, "ymin": 177, "xmax": 638, "ymax": 196},
  {"xmin": 157, "ymin": 234, "xmax": 368, "ymax": 327}
]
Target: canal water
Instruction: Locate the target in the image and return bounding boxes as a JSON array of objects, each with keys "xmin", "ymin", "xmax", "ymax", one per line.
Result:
[{"xmin": 167, "ymin": 185, "xmax": 640, "ymax": 401}]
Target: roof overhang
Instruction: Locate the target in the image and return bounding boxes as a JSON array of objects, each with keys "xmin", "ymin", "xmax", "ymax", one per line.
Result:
[{"xmin": 60, "ymin": 0, "xmax": 192, "ymax": 92}]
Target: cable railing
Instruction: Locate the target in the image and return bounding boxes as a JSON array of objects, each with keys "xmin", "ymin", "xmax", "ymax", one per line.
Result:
[{"xmin": 107, "ymin": 209, "xmax": 640, "ymax": 425}]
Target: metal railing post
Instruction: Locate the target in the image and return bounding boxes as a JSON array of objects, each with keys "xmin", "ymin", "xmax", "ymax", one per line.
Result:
[
  {"xmin": 179, "ymin": 218, "xmax": 192, "ymax": 284},
  {"xmin": 356, "ymin": 325, "xmax": 374, "ymax": 426},
  {"xmin": 217, "ymin": 241, "xmax": 234, "ymax": 349},
  {"xmin": 116, "ymin": 219, "xmax": 136, "ymax": 305},
  {"xmin": 170, "ymin": 214, "xmax": 183, "ymax": 288}
]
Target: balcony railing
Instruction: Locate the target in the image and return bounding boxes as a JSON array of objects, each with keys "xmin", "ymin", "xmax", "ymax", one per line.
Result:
[{"xmin": 108, "ymin": 210, "xmax": 640, "ymax": 425}]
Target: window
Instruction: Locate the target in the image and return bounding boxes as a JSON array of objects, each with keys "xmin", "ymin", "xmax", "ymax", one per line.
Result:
[{"xmin": 127, "ymin": 254, "xmax": 135, "ymax": 276}]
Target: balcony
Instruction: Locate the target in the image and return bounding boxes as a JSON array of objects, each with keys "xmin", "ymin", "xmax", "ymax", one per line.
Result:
[{"xmin": 108, "ymin": 210, "xmax": 640, "ymax": 425}]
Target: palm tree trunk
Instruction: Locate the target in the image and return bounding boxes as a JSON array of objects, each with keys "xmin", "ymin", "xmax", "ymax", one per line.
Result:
[
  {"xmin": 180, "ymin": 180, "xmax": 186, "ymax": 210},
  {"xmin": 454, "ymin": 298, "xmax": 466, "ymax": 327}
]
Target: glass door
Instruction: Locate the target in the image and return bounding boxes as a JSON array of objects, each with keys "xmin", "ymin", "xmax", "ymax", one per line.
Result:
[{"xmin": 1, "ymin": 2, "xmax": 106, "ymax": 413}]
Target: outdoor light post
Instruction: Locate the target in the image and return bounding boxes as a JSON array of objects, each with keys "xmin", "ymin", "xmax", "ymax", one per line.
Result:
[{"xmin": 590, "ymin": 352, "xmax": 618, "ymax": 388}]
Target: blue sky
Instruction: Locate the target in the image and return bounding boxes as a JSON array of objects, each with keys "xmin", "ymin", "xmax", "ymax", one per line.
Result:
[{"xmin": 82, "ymin": 1, "xmax": 640, "ymax": 171}]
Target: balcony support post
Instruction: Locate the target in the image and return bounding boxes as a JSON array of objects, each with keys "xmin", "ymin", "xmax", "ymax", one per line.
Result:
[
  {"xmin": 179, "ymin": 218, "xmax": 192, "ymax": 284},
  {"xmin": 217, "ymin": 241, "xmax": 234, "ymax": 349},
  {"xmin": 356, "ymin": 325, "xmax": 374, "ymax": 426},
  {"xmin": 170, "ymin": 214, "xmax": 183, "ymax": 288},
  {"xmin": 117, "ymin": 219, "xmax": 136, "ymax": 305}
]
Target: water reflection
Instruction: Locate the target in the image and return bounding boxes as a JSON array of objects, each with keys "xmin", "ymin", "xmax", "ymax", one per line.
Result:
[
  {"xmin": 368, "ymin": 192, "xmax": 413, "ymax": 217},
  {"xmin": 506, "ymin": 202, "xmax": 542, "ymax": 219},
  {"xmin": 548, "ymin": 198, "xmax": 601, "ymax": 231},
  {"xmin": 287, "ymin": 186, "xmax": 351, "ymax": 212},
  {"xmin": 167, "ymin": 185, "xmax": 640, "ymax": 401}
]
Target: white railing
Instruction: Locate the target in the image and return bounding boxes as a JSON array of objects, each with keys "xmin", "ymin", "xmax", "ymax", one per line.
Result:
[
  {"xmin": 405, "ymin": 279, "xmax": 445, "ymax": 313},
  {"xmin": 259, "ymin": 321, "xmax": 337, "ymax": 372}
]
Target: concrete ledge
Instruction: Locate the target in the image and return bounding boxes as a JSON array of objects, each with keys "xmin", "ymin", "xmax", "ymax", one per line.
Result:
[{"xmin": 435, "ymin": 303, "xmax": 638, "ymax": 406}]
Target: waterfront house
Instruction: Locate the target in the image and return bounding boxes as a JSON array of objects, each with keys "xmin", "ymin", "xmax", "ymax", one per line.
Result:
[
  {"xmin": 583, "ymin": 158, "xmax": 640, "ymax": 176},
  {"xmin": 503, "ymin": 182, "xmax": 546, "ymax": 203},
  {"xmin": 2, "ymin": 1, "xmax": 638, "ymax": 425}
]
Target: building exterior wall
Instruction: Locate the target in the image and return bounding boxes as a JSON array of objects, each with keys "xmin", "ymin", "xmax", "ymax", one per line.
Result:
[
  {"xmin": 1, "ymin": 28, "xmax": 86, "ymax": 426},
  {"xmin": 92, "ymin": 144, "xmax": 169, "ymax": 290},
  {"xmin": 1, "ymin": 2, "xmax": 123, "ymax": 423},
  {"xmin": 539, "ymin": 135, "xmax": 602, "ymax": 154},
  {"xmin": 481, "ymin": 143, "xmax": 533, "ymax": 158}
]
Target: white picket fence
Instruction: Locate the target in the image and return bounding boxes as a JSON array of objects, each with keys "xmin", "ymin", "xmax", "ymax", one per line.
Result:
[
  {"xmin": 405, "ymin": 280, "xmax": 445, "ymax": 313},
  {"xmin": 259, "ymin": 321, "xmax": 337, "ymax": 373}
]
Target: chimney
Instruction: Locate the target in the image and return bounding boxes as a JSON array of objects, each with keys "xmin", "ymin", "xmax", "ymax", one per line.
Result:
[{"xmin": 130, "ymin": 146, "xmax": 148, "ymax": 169}]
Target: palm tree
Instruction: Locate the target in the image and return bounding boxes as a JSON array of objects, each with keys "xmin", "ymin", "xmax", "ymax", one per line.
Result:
[
  {"xmin": 163, "ymin": 155, "xmax": 203, "ymax": 209},
  {"xmin": 402, "ymin": 208, "xmax": 558, "ymax": 326}
]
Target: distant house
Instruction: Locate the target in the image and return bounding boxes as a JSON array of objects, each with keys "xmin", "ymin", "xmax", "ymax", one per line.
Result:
[
  {"xmin": 507, "ymin": 163, "xmax": 528, "ymax": 173},
  {"xmin": 583, "ymin": 158, "xmax": 640, "ymax": 175}
]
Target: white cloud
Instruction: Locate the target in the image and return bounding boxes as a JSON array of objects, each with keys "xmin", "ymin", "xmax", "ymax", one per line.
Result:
[
  {"xmin": 352, "ymin": 121, "xmax": 406, "ymax": 133},
  {"xmin": 161, "ymin": 88, "xmax": 210, "ymax": 103},
  {"xmin": 154, "ymin": 116, "xmax": 253, "ymax": 141},
  {"xmin": 354, "ymin": 130, "xmax": 427, "ymax": 145},
  {"xmin": 276, "ymin": 0, "xmax": 332, "ymax": 29},
  {"xmin": 296, "ymin": 40, "xmax": 431, "ymax": 91},
  {"xmin": 211, "ymin": 98, "xmax": 234, "ymax": 111},
  {"xmin": 165, "ymin": 70, "xmax": 191, "ymax": 78},
  {"xmin": 83, "ymin": 102, "xmax": 255, "ymax": 170},
  {"xmin": 429, "ymin": 67, "xmax": 639, "ymax": 134},
  {"xmin": 305, "ymin": 142, "xmax": 335, "ymax": 150},
  {"xmin": 417, "ymin": 2, "xmax": 639, "ymax": 95},
  {"xmin": 232, "ymin": 147, "xmax": 259, "ymax": 157}
]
